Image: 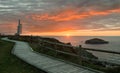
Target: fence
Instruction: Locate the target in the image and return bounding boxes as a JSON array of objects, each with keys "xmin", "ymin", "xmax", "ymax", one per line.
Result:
[{"xmin": 37, "ymin": 38, "xmax": 120, "ymax": 66}]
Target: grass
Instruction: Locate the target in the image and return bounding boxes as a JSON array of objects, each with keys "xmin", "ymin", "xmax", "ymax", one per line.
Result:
[{"xmin": 0, "ymin": 38, "xmax": 46, "ymax": 73}]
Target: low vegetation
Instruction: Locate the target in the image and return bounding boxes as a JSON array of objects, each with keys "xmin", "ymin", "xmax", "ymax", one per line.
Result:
[
  {"xmin": 8, "ymin": 36, "xmax": 120, "ymax": 73},
  {"xmin": 0, "ymin": 38, "xmax": 46, "ymax": 73},
  {"xmin": 30, "ymin": 40, "xmax": 120, "ymax": 73}
]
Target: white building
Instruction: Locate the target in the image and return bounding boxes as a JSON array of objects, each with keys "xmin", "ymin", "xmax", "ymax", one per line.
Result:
[{"xmin": 15, "ymin": 19, "xmax": 22, "ymax": 36}]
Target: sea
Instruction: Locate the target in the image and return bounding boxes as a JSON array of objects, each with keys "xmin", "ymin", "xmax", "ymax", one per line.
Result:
[{"xmin": 46, "ymin": 36, "xmax": 120, "ymax": 63}]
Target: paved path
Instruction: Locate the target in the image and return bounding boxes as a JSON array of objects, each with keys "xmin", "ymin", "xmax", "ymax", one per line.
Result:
[{"xmin": 2, "ymin": 38, "xmax": 100, "ymax": 73}]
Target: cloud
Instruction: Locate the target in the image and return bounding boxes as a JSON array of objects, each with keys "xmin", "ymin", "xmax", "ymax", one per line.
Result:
[
  {"xmin": 92, "ymin": 27, "xmax": 120, "ymax": 31},
  {"xmin": 0, "ymin": 0, "xmax": 120, "ymax": 35},
  {"xmin": 0, "ymin": 22, "xmax": 17, "ymax": 34},
  {"xmin": 27, "ymin": 8, "xmax": 120, "ymax": 22}
]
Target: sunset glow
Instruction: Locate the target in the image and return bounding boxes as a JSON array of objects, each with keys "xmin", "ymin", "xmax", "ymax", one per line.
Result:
[
  {"xmin": 0, "ymin": 0, "xmax": 120, "ymax": 36},
  {"xmin": 66, "ymin": 34, "xmax": 71, "ymax": 37}
]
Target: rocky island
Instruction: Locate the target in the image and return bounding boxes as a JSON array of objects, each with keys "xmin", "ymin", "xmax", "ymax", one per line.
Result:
[{"xmin": 85, "ymin": 38, "xmax": 109, "ymax": 44}]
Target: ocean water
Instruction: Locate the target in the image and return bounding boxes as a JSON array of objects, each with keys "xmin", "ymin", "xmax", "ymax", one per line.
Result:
[{"xmin": 47, "ymin": 36, "xmax": 120, "ymax": 63}]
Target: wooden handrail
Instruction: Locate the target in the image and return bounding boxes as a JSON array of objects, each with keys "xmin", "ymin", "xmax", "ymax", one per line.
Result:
[
  {"xmin": 41, "ymin": 46, "xmax": 78, "ymax": 57},
  {"xmin": 83, "ymin": 48, "xmax": 120, "ymax": 55}
]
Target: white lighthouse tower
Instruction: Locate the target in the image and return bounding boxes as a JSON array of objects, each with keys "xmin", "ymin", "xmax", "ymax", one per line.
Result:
[{"xmin": 16, "ymin": 19, "xmax": 22, "ymax": 36}]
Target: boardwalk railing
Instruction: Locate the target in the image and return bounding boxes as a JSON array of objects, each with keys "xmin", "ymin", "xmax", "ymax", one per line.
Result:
[
  {"xmin": 83, "ymin": 48, "xmax": 120, "ymax": 55},
  {"xmin": 38, "ymin": 39, "xmax": 82, "ymax": 63},
  {"xmin": 37, "ymin": 38, "xmax": 120, "ymax": 66}
]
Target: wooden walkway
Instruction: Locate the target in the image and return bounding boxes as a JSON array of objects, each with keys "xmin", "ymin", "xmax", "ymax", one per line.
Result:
[{"xmin": 2, "ymin": 38, "xmax": 101, "ymax": 73}]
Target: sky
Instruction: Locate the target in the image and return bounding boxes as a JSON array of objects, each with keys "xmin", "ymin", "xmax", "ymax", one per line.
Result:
[{"xmin": 0, "ymin": 0, "xmax": 120, "ymax": 36}]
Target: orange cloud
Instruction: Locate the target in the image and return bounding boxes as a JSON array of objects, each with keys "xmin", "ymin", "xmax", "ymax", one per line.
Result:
[
  {"xmin": 27, "ymin": 8, "xmax": 120, "ymax": 22},
  {"xmin": 89, "ymin": 9, "xmax": 120, "ymax": 16},
  {"xmin": 0, "ymin": 22, "xmax": 17, "ymax": 34},
  {"xmin": 24, "ymin": 23, "xmax": 78, "ymax": 33}
]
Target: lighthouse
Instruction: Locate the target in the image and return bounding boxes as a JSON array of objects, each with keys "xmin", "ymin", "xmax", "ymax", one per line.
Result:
[{"xmin": 16, "ymin": 19, "xmax": 22, "ymax": 36}]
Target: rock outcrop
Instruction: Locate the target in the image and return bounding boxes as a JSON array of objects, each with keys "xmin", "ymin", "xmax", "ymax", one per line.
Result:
[
  {"xmin": 66, "ymin": 42, "xmax": 72, "ymax": 45},
  {"xmin": 85, "ymin": 38, "xmax": 109, "ymax": 44}
]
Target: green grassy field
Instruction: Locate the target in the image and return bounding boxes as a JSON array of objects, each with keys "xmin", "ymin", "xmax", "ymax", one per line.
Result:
[{"xmin": 0, "ymin": 38, "xmax": 46, "ymax": 73}]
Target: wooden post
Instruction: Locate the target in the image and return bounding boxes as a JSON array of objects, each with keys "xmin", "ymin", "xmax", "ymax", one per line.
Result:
[
  {"xmin": 40, "ymin": 41, "xmax": 44, "ymax": 52},
  {"xmin": 77, "ymin": 45, "xmax": 82, "ymax": 64},
  {"xmin": 0, "ymin": 33, "xmax": 1, "ymax": 38},
  {"xmin": 30, "ymin": 35, "xmax": 32, "ymax": 43},
  {"xmin": 54, "ymin": 43, "xmax": 58, "ymax": 57}
]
